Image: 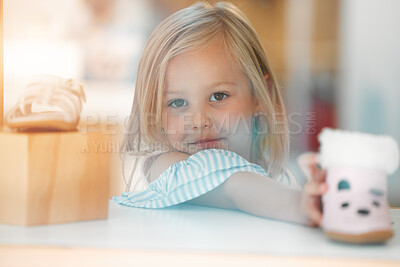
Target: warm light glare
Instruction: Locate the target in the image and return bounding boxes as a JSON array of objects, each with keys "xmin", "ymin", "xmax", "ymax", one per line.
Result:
[{"xmin": 5, "ymin": 40, "xmax": 83, "ymax": 81}]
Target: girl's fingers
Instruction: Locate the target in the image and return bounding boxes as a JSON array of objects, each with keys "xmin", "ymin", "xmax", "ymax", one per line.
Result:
[
  {"xmin": 303, "ymin": 191, "xmax": 324, "ymax": 226},
  {"xmin": 297, "ymin": 152, "xmax": 318, "ymax": 181},
  {"xmin": 302, "ymin": 182, "xmax": 327, "ymax": 227},
  {"xmin": 312, "ymin": 168, "xmax": 327, "ymax": 183},
  {"xmin": 307, "ymin": 153, "xmax": 326, "ymax": 183},
  {"xmin": 303, "ymin": 181, "xmax": 328, "ymax": 197},
  {"xmin": 306, "ymin": 201, "xmax": 322, "ymax": 226},
  {"xmin": 299, "ymin": 154, "xmax": 328, "ymax": 227}
]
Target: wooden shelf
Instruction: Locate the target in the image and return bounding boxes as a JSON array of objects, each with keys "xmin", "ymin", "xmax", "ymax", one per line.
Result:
[{"xmin": 0, "ymin": 130, "xmax": 111, "ymax": 226}]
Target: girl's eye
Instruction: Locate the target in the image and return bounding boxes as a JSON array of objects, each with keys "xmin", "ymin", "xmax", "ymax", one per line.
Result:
[
  {"xmin": 168, "ymin": 99, "xmax": 187, "ymax": 108},
  {"xmin": 210, "ymin": 92, "xmax": 228, "ymax": 102}
]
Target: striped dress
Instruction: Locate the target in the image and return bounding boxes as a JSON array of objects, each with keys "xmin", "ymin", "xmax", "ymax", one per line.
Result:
[{"xmin": 112, "ymin": 149, "xmax": 269, "ymax": 208}]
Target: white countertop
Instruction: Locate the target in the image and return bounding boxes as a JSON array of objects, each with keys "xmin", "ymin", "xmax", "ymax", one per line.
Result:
[{"xmin": 0, "ymin": 201, "xmax": 399, "ymax": 261}]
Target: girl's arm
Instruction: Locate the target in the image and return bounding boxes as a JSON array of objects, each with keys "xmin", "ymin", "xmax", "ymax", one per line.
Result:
[
  {"xmin": 149, "ymin": 151, "xmax": 236, "ymax": 209},
  {"xmin": 222, "ymin": 171, "xmax": 308, "ymax": 225},
  {"xmin": 192, "ymin": 171, "xmax": 326, "ymax": 226},
  {"xmin": 148, "ymin": 152, "xmax": 191, "ymax": 182},
  {"xmin": 150, "ymin": 151, "xmax": 325, "ymax": 226}
]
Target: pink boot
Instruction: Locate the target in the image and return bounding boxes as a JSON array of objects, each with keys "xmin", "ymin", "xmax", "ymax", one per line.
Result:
[{"xmin": 318, "ymin": 128, "xmax": 399, "ymax": 243}]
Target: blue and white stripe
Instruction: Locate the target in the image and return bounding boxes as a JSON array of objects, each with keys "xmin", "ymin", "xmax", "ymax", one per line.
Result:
[{"xmin": 112, "ymin": 149, "xmax": 269, "ymax": 208}]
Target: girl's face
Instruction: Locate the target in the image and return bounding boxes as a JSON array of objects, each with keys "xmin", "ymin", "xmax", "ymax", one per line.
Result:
[{"xmin": 161, "ymin": 42, "xmax": 259, "ymax": 160}]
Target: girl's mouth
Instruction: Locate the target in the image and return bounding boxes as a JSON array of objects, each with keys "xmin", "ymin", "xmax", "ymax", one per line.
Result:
[{"xmin": 192, "ymin": 138, "xmax": 223, "ymax": 148}]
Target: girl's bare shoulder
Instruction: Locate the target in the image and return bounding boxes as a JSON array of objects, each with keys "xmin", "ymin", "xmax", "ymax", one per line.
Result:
[{"xmin": 148, "ymin": 151, "xmax": 190, "ymax": 182}]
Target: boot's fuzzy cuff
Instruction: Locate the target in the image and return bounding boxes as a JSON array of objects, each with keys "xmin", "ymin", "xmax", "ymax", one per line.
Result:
[{"xmin": 318, "ymin": 128, "xmax": 399, "ymax": 175}]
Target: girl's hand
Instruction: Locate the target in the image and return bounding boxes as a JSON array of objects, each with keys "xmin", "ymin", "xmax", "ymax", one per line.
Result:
[{"xmin": 297, "ymin": 152, "xmax": 328, "ymax": 227}]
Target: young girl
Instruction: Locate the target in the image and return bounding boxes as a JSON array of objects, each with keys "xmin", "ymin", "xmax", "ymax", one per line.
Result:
[{"xmin": 114, "ymin": 1, "xmax": 327, "ymax": 227}]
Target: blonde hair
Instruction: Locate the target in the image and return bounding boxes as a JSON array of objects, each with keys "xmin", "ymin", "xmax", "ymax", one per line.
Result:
[{"xmin": 122, "ymin": 1, "xmax": 289, "ymax": 179}]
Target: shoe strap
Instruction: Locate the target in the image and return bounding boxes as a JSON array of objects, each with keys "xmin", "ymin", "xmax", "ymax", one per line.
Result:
[{"xmin": 7, "ymin": 76, "xmax": 86, "ymax": 123}]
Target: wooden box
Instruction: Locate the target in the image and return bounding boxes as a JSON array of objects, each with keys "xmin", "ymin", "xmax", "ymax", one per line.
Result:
[{"xmin": 0, "ymin": 130, "xmax": 111, "ymax": 226}]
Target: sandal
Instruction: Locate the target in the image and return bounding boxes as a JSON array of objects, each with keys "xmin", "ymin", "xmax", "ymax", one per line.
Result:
[{"xmin": 5, "ymin": 75, "xmax": 86, "ymax": 131}]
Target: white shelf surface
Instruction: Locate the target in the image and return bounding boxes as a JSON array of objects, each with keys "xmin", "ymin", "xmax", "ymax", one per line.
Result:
[{"xmin": 0, "ymin": 201, "xmax": 399, "ymax": 261}]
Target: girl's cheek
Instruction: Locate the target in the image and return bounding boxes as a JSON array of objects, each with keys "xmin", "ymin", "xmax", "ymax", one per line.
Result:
[
  {"xmin": 213, "ymin": 112, "xmax": 252, "ymax": 136},
  {"xmin": 162, "ymin": 112, "xmax": 186, "ymax": 142},
  {"xmin": 162, "ymin": 113, "xmax": 180, "ymax": 131}
]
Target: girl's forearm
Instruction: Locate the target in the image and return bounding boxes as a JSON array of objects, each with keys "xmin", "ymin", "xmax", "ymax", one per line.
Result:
[{"xmin": 224, "ymin": 171, "xmax": 308, "ymax": 225}]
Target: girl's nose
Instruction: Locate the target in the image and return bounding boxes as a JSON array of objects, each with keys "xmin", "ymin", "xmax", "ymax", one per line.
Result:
[{"xmin": 191, "ymin": 111, "xmax": 213, "ymax": 130}]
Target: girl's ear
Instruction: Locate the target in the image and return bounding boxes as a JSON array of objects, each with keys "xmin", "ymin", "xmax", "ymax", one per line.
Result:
[
  {"xmin": 253, "ymin": 99, "xmax": 261, "ymax": 117},
  {"xmin": 264, "ymin": 73, "xmax": 273, "ymax": 91},
  {"xmin": 252, "ymin": 73, "xmax": 270, "ymax": 116},
  {"xmin": 263, "ymin": 72, "xmax": 275, "ymax": 100}
]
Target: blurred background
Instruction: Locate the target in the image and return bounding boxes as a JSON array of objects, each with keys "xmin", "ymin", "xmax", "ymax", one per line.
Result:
[{"xmin": 3, "ymin": 0, "xmax": 400, "ymax": 205}]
